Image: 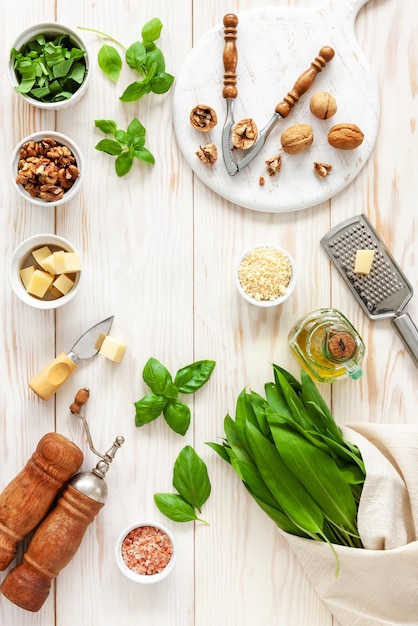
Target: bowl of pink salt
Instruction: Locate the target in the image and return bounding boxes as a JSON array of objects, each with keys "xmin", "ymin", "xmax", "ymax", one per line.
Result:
[{"xmin": 115, "ymin": 521, "xmax": 176, "ymax": 584}]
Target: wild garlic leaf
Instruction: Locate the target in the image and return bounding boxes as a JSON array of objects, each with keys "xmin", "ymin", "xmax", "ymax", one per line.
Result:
[
  {"xmin": 174, "ymin": 360, "xmax": 216, "ymax": 394},
  {"xmin": 154, "ymin": 493, "xmax": 200, "ymax": 523},
  {"xmin": 98, "ymin": 44, "xmax": 122, "ymax": 81},
  {"xmin": 163, "ymin": 400, "xmax": 191, "ymax": 435},
  {"xmin": 173, "ymin": 446, "xmax": 211, "ymax": 512}
]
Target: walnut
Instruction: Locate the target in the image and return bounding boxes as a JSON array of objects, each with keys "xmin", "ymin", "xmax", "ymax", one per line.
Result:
[
  {"xmin": 314, "ymin": 162, "xmax": 332, "ymax": 178},
  {"xmin": 281, "ymin": 124, "xmax": 314, "ymax": 154},
  {"xmin": 190, "ymin": 104, "xmax": 217, "ymax": 132},
  {"xmin": 195, "ymin": 143, "xmax": 218, "ymax": 165},
  {"xmin": 327, "ymin": 123, "xmax": 364, "ymax": 150},
  {"xmin": 265, "ymin": 155, "xmax": 282, "ymax": 176},
  {"xmin": 232, "ymin": 118, "xmax": 258, "ymax": 149},
  {"xmin": 309, "ymin": 91, "xmax": 337, "ymax": 119},
  {"xmin": 16, "ymin": 138, "xmax": 79, "ymax": 202}
]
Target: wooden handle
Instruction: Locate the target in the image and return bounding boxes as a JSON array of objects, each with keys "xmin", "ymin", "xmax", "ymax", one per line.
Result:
[
  {"xmin": 275, "ymin": 46, "xmax": 335, "ymax": 118},
  {"xmin": 0, "ymin": 484, "xmax": 103, "ymax": 612},
  {"xmin": 29, "ymin": 352, "xmax": 78, "ymax": 401},
  {"xmin": 223, "ymin": 13, "xmax": 238, "ymax": 99},
  {"xmin": 0, "ymin": 433, "xmax": 83, "ymax": 571}
]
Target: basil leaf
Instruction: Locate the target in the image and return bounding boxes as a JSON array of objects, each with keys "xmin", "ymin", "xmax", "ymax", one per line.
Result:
[
  {"xmin": 173, "ymin": 446, "xmax": 211, "ymax": 511},
  {"xmin": 150, "ymin": 72, "xmax": 174, "ymax": 94},
  {"xmin": 94, "ymin": 119, "xmax": 117, "ymax": 134},
  {"xmin": 144, "ymin": 47, "xmax": 165, "ymax": 73},
  {"xmin": 98, "ymin": 44, "xmax": 122, "ymax": 81},
  {"xmin": 114, "ymin": 129, "xmax": 129, "ymax": 145},
  {"xmin": 119, "ymin": 80, "xmax": 147, "ymax": 102},
  {"xmin": 174, "ymin": 360, "xmax": 215, "ymax": 394},
  {"xmin": 163, "ymin": 400, "xmax": 190, "ymax": 435},
  {"xmin": 125, "ymin": 42, "xmax": 146, "ymax": 71},
  {"xmin": 141, "ymin": 18, "xmax": 163, "ymax": 43},
  {"xmin": 134, "ymin": 393, "xmax": 168, "ymax": 427},
  {"xmin": 115, "ymin": 151, "xmax": 133, "ymax": 176},
  {"xmin": 143, "ymin": 357, "xmax": 173, "ymax": 394},
  {"xmin": 134, "ymin": 148, "xmax": 155, "ymax": 164},
  {"xmin": 127, "ymin": 117, "xmax": 146, "ymax": 139},
  {"xmin": 95, "ymin": 139, "xmax": 122, "ymax": 156},
  {"xmin": 154, "ymin": 493, "xmax": 199, "ymax": 523}
]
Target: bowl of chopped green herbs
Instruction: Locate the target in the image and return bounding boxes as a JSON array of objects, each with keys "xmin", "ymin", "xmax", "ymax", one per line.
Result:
[{"xmin": 8, "ymin": 23, "xmax": 89, "ymax": 109}]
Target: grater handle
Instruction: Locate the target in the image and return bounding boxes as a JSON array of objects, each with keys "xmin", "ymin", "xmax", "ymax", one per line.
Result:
[{"xmin": 392, "ymin": 313, "xmax": 418, "ymax": 367}]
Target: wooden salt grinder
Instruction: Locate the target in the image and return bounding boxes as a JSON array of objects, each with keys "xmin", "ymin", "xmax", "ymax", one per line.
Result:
[
  {"xmin": 0, "ymin": 432, "xmax": 83, "ymax": 570},
  {"xmin": 0, "ymin": 390, "xmax": 124, "ymax": 612}
]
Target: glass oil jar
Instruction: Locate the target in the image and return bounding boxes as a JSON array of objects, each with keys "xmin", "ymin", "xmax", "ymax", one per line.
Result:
[{"xmin": 288, "ymin": 308, "xmax": 365, "ymax": 383}]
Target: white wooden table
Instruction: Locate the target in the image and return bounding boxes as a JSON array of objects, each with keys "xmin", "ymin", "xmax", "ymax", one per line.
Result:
[{"xmin": 0, "ymin": 1, "xmax": 417, "ymax": 624}]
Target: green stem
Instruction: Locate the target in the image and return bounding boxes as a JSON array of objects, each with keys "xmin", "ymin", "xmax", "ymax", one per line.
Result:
[{"xmin": 77, "ymin": 26, "xmax": 126, "ymax": 50}]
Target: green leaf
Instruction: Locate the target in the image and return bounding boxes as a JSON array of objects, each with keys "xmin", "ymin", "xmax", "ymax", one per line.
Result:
[
  {"xmin": 141, "ymin": 17, "xmax": 163, "ymax": 43},
  {"xmin": 144, "ymin": 47, "xmax": 165, "ymax": 73},
  {"xmin": 163, "ymin": 399, "xmax": 190, "ymax": 435},
  {"xmin": 142, "ymin": 357, "xmax": 173, "ymax": 395},
  {"xmin": 98, "ymin": 44, "xmax": 122, "ymax": 81},
  {"xmin": 172, "ymin": 446, "xmax": 211, "ymax": 511},
  {"xmin": 150, "ymin": 72, "xmax": 174, "ymax": 94},
  {"xmin": 94, "ymin": 139, "xmax": 122, "ymax": 156},
  {"xmin": 134, "ymin": 393, "xmax": 168, "ymax": 426},
  {"xmin": 174, "ymin": 360, "xmax": 215, "ymax": 394},
  {"xmin": 94, "ymin": 119, "xmax": 117, "ymax": 134},
  {"xmin": 134, "ymin": 147, "xmax": 155, "ymax": 164},
  {"xmin": 127, "ymin": 117, "xmax": 146, "ymax": 139},
  {"xmin": 119, "ymin": 80, "xmax": 147, "ymax": 102},
  {"xmin": 205, "ymin": 441, "xmax": 231, "ymax": 464},
  {"xmin": 154, "ymin": 493, "xmax": 201, "ymax": 523},
  {"xmin": 115, "ymin": 151, "xmax": 133, "ymax": 176},
  {"xmin": 125, "ymin": 41, "xmax": 146, "ymax": 71}
]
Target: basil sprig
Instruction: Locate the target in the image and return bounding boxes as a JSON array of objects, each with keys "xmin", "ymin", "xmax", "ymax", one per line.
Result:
[
  {"xmin": 12, "ymin": 33, "xmax": 87, "ymax": 103},
  {"xmin": 94, "ymin": 118, "xmax": 155, "ymax": 176},
  {"xmin": 134, "ymin": 358, "xmax": 215, "ymax": 435},
  {"xmin": 78, "ymin": 17, "xmax": 174, "ymax": 102},
  {"xmin": 154, "ymin": 446, "xmax": 211, "ymax": 524}
]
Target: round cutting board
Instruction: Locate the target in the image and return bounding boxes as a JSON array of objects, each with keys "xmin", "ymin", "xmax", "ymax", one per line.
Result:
[{"xmin": 173, "ymin": 0, "xmax": 380, "ymax": 212}]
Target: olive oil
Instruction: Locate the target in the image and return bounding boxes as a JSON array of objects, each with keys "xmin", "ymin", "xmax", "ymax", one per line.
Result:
[{"xmin": 288, "ymin": 308, "xmax": 365, "ymax": 382}]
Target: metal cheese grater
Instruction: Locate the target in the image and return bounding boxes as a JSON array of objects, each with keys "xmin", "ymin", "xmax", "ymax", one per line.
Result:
[{"xmin": 320, "ymin": 214, "xmax": 418, "ymax": 367}]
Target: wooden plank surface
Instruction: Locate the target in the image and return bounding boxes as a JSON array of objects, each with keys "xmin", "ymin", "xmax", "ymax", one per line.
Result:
[{"xmin": 0, "ymin": 0, "xmax": 417, "ymax": 625}]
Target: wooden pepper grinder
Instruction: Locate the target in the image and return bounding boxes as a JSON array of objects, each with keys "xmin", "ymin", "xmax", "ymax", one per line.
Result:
[
  {"xmin": 0, "ymin": 432, "xmax": 83, "ymax": 570},
  {"xmin": 0, "ymin": 389, "xmax": 124, "ymax": 612}
]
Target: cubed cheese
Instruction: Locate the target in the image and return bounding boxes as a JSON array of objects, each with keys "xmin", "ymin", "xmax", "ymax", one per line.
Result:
[
  {"xmin": 99, "ymin": 336, "xmax": 126, "ymax": 363},
  {"xmin": 32, "ymin": 246, "xmax": 52, "ymax": 266},
  {"xmin": 53, "ymin": 251, "xmax": 81, "ymax": 274},
  {"xmin": 20, "ymin": 265, "xmax": 36, "ymax": 289},
  {"xmin": 53, "ymin": 273, "xmax": 75, "ymax": 295},
  {"xmin": 39, "ymin": 253, "xmax": 57, "ymax": 274},
  {"xmin": 354, "ymin": 249, "xmax": 375, "ymax": 275},
  {"xmin": 26, "ymin": 269, "xmax": 55, "ymax": 298}
]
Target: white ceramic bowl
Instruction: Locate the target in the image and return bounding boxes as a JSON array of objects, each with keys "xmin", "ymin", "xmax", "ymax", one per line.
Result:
[
  {"xmin": 9, "ymin": 234, "xmax": 82, "ymax": 309},
  {"xmin": 8, "ymin": 23, "xmax": 89, "ymax": 110},
  {"xmin": 11, "ymin": 131, "xmax": 84, "ymax": 207},
  {"xmin": 235, "ymin": 244, "xmax": 297, "ymax": 307},
  {"xmin": 115, "ymin": 521, "xmax": 176, "ymax": 584}
]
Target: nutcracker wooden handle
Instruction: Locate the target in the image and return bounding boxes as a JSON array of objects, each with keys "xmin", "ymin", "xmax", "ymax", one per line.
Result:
[
  {"xmin": 29, "ymin": 352, "xmax": 78, "ymax": 400},
  {"xmin": 0, "ymin": 433, "xmax": 83, "ymax": 570},
  {"xmin": 275, "ymin": 46, "xmax": 335, "ymax": 118},
  {"xmin": 223, "ymin": 13, "xmax": 238, "ymax": 99},
  {"xmin": 0, "ymin": 484, "xmax": 103, "ymax": 612}
]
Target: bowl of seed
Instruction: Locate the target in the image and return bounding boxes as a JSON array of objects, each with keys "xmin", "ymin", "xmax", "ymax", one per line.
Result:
[{"xmin": 236, "ymin": 244, "xmax": 297, "ymax": 307}]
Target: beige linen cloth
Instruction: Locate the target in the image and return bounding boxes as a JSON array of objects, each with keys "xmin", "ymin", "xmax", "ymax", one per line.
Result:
[{"xmin": 281, "ymin": 423, "xmax": 418, "ymax": 626}]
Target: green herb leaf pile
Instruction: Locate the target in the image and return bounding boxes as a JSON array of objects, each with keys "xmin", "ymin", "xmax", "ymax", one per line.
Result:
[
  {"xmin": 12, "ymin": 34, "xmax": 87, "ymax": 103},
  {"xmin": 154, "ymin": 446, "xmax": 211, "ymax": 524},
  {"xmin": 134, "ymin": 357, "xmax": 216, "ymax": 435},
  {"xmin": 207, "ymin": 365, "xmax": 366, "ymax": 574}
]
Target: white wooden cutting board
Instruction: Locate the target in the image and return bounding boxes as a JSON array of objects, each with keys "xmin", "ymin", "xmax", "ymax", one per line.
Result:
[{"xmin": 173, "ymin": 0, "xmax": 380, "ymax": 212}]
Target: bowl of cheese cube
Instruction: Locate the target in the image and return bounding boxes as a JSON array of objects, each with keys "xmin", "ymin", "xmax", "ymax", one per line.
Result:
[{"xmin": 9, "ymin": 234, "xmax": 82, "ymax": 309}]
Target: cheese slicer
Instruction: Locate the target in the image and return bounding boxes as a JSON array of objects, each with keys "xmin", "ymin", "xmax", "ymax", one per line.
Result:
[{"xmin": 320, "ymin": 214, "xmax": 418, "ymax": 366}]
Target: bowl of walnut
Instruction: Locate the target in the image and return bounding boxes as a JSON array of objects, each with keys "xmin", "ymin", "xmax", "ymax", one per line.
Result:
[
  {"xmin": 11, "ymin": 131, "xmax": 84, "ymax": 207},
  {"xmin": 236, "ymin": 244, "xmax": 297, "ymax": 307}
]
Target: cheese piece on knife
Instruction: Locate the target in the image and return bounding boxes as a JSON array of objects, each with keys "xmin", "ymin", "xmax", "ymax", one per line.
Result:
[
  {"xmin": 99, "ymin": 335, "xmax": 126, "ymax": 363},
  {"xmin": 354, "ymin": 249, "xmax": 375, "ymax": 274}
]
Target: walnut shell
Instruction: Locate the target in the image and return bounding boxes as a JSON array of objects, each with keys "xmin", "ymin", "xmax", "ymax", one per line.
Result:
[
  {"xmin": 309, "ymin": 91, "xmax": 337, "ymax": 119},
  {"xmin": 328, "ymin": 123, "xmax": 364, "ymax": 150},
  {"xmin": 232, "ymin": 118, "xmax": 258, "ymax": 149},
  {"xmin": 190, "ymin": 104, "xmax": 217, "ymax": 132},
  {"xmin": 280, "ymin": 124, "xmax": 314, "ymax": 155}
]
